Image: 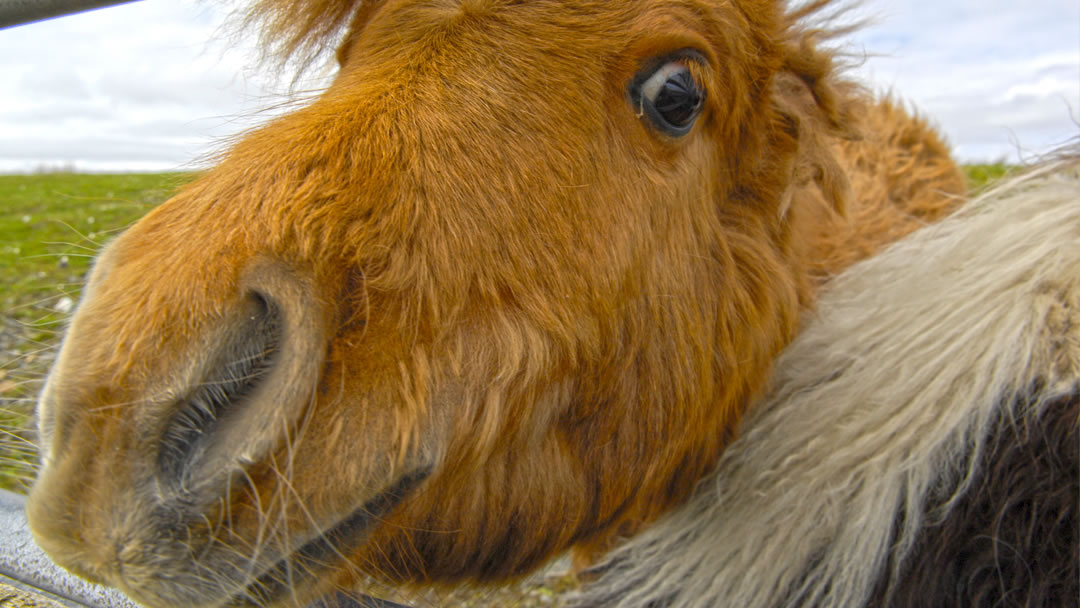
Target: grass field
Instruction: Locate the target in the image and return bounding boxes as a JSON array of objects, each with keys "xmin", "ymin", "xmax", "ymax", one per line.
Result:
[
  {"xmin": 0, "ymin": 165, "xmax": 1010, "ymax": 492},
  {"xmin": 0, "ymin": 172, "xmax": 196, "ymax": 490},
  {"xmin": 0, "ymin": 172, "xmax": 197, "ymax": 313}
]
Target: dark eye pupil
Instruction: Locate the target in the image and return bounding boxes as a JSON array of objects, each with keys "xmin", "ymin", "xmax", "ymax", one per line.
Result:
[
  {"xmin": 654, "ymin": 71, "xmax": 703, "ymax": 127},
  {"xmin": 631, "ymin": 57, "xmax": 707, "ymax": 136}
]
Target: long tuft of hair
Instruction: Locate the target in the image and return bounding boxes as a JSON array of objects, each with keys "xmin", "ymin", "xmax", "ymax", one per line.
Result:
[
  {"xmin": 572, "ymin": 152, "xmax": 1080, "ymax": 608},
  {"xmin": 238, "ymin": 0, "xmax": 864, "ymax": 77},
  {"xmin": 241, "ymin": 0, "xmax": 366, "ymax": 72}
]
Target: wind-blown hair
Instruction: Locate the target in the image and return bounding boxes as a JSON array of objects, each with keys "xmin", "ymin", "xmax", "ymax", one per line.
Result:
[{"xmin": 575, "ymin": 157, "xmax": 1080, "ymax": 608}]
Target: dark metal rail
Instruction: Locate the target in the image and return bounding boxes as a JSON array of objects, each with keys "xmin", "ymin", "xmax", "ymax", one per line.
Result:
[{"xmin": 0, "ymin": 0, "xmax": 143, "ymax": 30}]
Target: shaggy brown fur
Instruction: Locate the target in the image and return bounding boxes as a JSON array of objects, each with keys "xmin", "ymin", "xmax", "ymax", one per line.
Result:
[
  {"xmin": 811, "ymin": 98, "xmax": 967, "ymax": 278},
  {"xmin": 27, "ymin": 2, "xmax": 964, "ymax": 606}
]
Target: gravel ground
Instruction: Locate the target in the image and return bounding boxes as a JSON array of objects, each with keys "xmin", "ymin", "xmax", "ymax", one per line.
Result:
[
  {"xmin": 0, "ymin": 577, "xmax": 580, "ymax": 608},
  {"xmin": 374, "ymin": 564, "xmax": 577, "ymax": 608}
]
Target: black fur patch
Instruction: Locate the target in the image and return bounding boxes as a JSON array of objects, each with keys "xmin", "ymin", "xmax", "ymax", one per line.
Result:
[{"xmin": 872, "ymin": 392, "xmax": 1079, "ymax": 608}]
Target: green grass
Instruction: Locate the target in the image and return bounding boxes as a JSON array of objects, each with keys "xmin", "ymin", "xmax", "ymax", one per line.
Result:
[
  {"xmin": 963, "ymin": 163, "xmax": 1012, "ymax": 191},
  {"xmin": 0, "ymin": 172, "xmax": 197, "ymax": 317},
  {"xmin": 0, "ymin": 172, "xmax": 196, "ymax": 490}
]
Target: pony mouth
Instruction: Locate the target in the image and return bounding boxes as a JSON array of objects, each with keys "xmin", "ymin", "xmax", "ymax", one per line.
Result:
[{"xmin": 230, "ymin": 468, "xmax": 431, "ymax": 607}]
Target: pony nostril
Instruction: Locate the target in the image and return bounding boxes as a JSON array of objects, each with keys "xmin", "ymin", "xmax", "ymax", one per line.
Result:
[
  {"xmin": 158, "ymin": 292, "xmax": 282, "ymax": 482},
  {"xmin": 249, "ymin": 289, "xmax": 271, "ymax": 318}
]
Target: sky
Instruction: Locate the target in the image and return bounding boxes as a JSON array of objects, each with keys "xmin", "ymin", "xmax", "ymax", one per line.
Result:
[{"xmin": 0, "ymin": 0, "xmax": 1076, "ymax": 173}]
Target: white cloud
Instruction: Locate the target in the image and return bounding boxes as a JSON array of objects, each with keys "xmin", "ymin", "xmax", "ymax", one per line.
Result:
[
  {"xmin": 1002, "ymin": 76, "xmax": 1076, "ymax": 104},
  {"xmin": 0, "ymin": 0, "xmax": 1076, "ymax": 171},
  {"xmin": 0, "ymin": 1, "xmax": 308, "ymax": 172},
  {"xmin": 845, "ymin": 0, "xmax": 1079, "ymax": 162}
]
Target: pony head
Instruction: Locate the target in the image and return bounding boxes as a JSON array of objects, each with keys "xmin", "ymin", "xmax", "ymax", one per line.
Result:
[{"xmin": 28, "ymin": 1, "xmax": 857, "ymax": 605}]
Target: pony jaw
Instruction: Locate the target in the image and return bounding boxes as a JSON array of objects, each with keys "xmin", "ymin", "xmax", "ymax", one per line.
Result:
[{"xmin": 229, "ymin": 468, "xmax": 433, "ymax": 608}]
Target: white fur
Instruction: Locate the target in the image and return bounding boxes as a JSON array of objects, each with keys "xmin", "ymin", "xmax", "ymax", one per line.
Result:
[{"xmin": 575, "ymin": 158, "xmax": 1080, "ymax": 608}]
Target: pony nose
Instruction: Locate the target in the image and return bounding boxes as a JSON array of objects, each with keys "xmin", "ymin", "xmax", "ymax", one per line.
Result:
[
  {"xmin": 157, "ymin": 291, "xmax": 282, "ymax": 483},
  {"xmin": 150, "ymin": 259, "xmax": 329, "ymax": 495}
]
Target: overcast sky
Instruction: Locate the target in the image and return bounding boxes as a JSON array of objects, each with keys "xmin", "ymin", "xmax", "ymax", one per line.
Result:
[{"xmin": 0, "ymin": 0, "xmax": 1076, "ymax": 172}]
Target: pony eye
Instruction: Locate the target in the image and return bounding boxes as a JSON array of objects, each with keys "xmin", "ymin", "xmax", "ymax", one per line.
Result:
[{"xmin": 634, "ymin": 61, "xmax": 706, "ymax": 136}]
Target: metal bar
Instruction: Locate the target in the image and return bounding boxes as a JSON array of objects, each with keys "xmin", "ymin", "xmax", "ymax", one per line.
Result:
[{"xmin": 0, "ymin": 0, "xmax": 143, "ymax": 30}]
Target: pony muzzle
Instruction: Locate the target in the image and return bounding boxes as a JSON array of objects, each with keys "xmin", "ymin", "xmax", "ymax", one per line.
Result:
[{"xmin": 27, "ymin": 258, "xmax": 333, "ymax": 594}]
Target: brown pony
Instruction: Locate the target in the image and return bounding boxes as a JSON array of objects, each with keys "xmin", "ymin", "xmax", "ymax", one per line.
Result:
[{"xmin": 27, "ymin": 1, "xmax": 964, "ymax": 606}]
